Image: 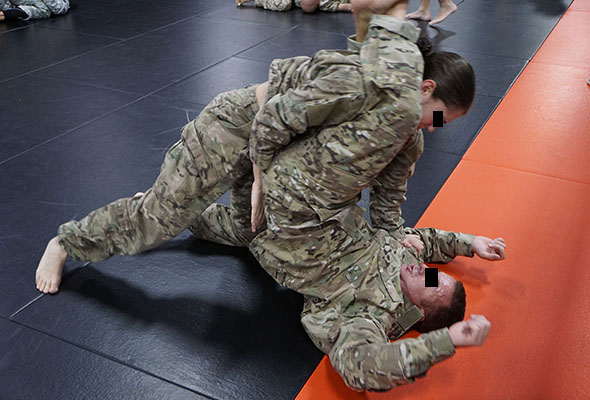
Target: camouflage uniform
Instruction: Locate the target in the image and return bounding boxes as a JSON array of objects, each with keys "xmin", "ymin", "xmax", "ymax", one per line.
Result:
[
  {"xmin": 0, "ymin": 0, "xmax": 69, "ymax": 20},
  {"xmin": 251, "ymin": 15, "xmax": 424, "ymax": 241},
  {"xmin": 201, "ymin": 16, "xmax": 462, "ymax": 390},
  {"xmin": 315, "ymin": 227, "xmax": 475, "ymax": 391},
  {"xmin": 206, "ymin": 208, "xmax": 474, "ymax": 390},
  {"xmin": 58, "ymin": 14, "xmax": 447, "ymax": 390},
  {"xmin": 58, "ymin": 15, "xmax": 419, "ymax": 262},
  {"xmin": 58, "ymin": 86, "xmax": 261, "ymax": 261},
  {"xmin": 244, "ymin": 15, "xmax": 456, "ymax": 390},
  {"xmin": 253, "ymin": 0, "xmax": 350, "ymax": 12}
]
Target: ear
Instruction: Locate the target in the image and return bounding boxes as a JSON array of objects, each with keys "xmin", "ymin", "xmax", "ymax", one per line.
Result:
[{"xmin": 420, "ymin": 79, "xmax": 437, "ymax": 95}]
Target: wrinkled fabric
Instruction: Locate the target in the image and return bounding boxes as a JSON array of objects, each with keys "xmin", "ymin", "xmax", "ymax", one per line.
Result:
[
  {"xmin": 58, "ymin": 86, "xmax": 260, "ymax": 261},
  {"xmin": 250, "ymin": 15, "xmax": 423, "ymax": 240}
]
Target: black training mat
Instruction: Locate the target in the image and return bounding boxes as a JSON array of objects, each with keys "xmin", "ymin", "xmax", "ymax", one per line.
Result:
[
  {"xmin": 0, "ymin": 0, "xmax": 573, "ymax": 399},
  {"xmin": 0, "ymin": 317, "xmax": 207, "ymax": 400}
]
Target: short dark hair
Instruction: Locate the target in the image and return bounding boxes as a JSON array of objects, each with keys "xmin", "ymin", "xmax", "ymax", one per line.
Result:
[{"xmin": 414, "ymin": 281, "xmax": 466, "ymax": 333}]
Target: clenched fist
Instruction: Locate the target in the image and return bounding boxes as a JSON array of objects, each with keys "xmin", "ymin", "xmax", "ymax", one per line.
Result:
[{"xmin": 449, "ymin": 314, "xmax": 491, "ymax": 347}]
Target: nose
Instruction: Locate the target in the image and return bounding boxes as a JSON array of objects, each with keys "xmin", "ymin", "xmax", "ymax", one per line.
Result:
[{"xmin": 427, "ymin": 126, "xmax": 436, "ymax": 133}]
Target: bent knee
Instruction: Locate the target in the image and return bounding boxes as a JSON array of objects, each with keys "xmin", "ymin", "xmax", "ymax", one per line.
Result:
[{"xmin": 300, "ymin": 0, "xmax": 319, "ymax": 12}]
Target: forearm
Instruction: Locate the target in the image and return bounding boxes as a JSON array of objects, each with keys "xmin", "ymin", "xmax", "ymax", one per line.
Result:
[
  {"xmin": 252, "ymin": 162, "xmax": 262, "ymax": 184},
  {"xmin": 330, "ymin": 327, "xmax": 455, "ymax": 391},
  {"xmin": 405, "ymin": 227, "xmax": 476, "ymax": 263},
  {"xmin": 370, "ymin": 192, "xmax": 406, "ymax": 241},
  {"xmin": 370, "ymin": 133, "xmax": 422, "ymax": 240},
  {"xmin": 255, "ymin": 81, "xmax": 269, "ymax": 107}
]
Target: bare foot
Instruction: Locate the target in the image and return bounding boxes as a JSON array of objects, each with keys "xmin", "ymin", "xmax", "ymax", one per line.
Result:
[
  {"xmin": 36, "ymin": 236, "xmax": 67, "ymax": 294},
  {"xmin": 406, "ymin": 7, "xmax": 431, "ymax": 21},
  {"xmin": 429, "ymin": 0, "xmax": 456, "ymax": 25},
  {"xmin": 236, "ymin": 0, "xmax": 253, "ymax": 6}
]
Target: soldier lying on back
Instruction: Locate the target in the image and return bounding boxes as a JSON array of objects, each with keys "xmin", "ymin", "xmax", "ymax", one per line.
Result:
[
  {"xmin": 35, "ymin": 0, "xmax": 486, "ymax": 390},
  {"xmin": 0, "ymin": 0, "xmax": 69, "ymax": 21},
  {"xmin": 197, "ymin": 205, "xmax": 505, "ymax": 390},
  {"xmin": 236, "ymin": 0, "xmax": 352, "ymax": 13}
]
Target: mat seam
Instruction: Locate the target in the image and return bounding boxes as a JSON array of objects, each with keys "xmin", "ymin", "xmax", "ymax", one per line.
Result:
[
  {"xmin": 0, "ymin": 22, "xmax": 295, "ymax": 167},
  {"xmin": 460, "ymin": 158, "xmax": 590, "ymax": 186},
  {"xmin": 0, "ymin": 314, "xmax": 216, "ymax": 399}
]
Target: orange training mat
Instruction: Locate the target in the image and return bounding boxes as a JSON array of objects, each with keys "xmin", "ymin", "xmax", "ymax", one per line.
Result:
[{"xmin": 295, "ymin": 1, "xmax": 590, "ymax": 399}]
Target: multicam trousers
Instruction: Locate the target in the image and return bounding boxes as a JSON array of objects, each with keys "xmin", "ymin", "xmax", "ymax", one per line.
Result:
[{"xmin": 58, "ymin": 86, "xmax": 260, "ymax": 262}]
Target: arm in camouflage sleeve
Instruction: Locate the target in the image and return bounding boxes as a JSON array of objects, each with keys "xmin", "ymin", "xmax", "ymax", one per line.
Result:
[
  {"xmin": 405, "ymin": 227, "xmax": 476, "ymax": 264},
  {"xmin": 369, "ymin": 131, "xmax": 423, "ymax": 241},
  {"xmin": 329, "ymin": 316, "xmax": 455, "ymax": 391},
  {"xmin": 319, "ymin": 0, "xmax": 351, "ymax": 12},
  {"xmin": 250, "ymin": 64, "xmax": 366, "ymax": 170}
]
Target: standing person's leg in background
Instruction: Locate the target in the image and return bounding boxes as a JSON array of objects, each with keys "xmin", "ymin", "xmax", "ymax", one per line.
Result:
[{"xmin": 406, "ymin": 0, "xmax": 456, "ymax": 25}]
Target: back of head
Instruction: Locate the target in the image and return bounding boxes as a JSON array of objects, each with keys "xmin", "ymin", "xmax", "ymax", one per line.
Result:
[
  {"xmin": 417, "ymin": 39, "xmax": 476, "ymax": 113},
  {"xmin": 415, "ymin": 281, "xmax": 466, "ymax": 333}
]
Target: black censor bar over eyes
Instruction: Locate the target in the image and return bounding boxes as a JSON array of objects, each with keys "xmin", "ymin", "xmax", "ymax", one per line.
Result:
[
  {"xmin": 425, "ymin": 267, "xmax": 439, "ymax": 287},
  {"xmin": 433, "ymin": 111, "xmax": 443, "ymax": 127}
]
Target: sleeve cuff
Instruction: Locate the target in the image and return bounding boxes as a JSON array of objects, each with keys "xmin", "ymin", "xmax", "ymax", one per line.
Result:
[
  {"xmin": 347, "ymin": 35, "xmax": 361, "ymax": 52},
  {"xmin": 250, "ymin": 147, "xmax": 273, "ymax": 171},
  {"xmin": 368, "ymin": 14, "xmax": 420, "ymax": 43},
  {"xmin": 456, "ymin": 232, "xmax": 476, "ymax": 257},
  {"xmin": 424, "ymin": 328, "xmax": 456, "ymax": 362}
]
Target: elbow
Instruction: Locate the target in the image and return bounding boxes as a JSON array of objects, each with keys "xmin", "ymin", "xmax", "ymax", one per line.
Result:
[
  {"xmin": 332, "ymin": 357, "xmax": 399, "ymax": 392},
  {"xmin": 340, "ymin": 373, "xmax": 398, "ymax": 392}
]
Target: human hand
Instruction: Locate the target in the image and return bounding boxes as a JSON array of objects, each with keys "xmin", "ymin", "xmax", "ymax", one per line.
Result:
[
  {"xmin": 448, "ymin": 314, "xmax": 491, "ymax": 347},
  {"xmin": 400, "ymin": 234, "xmax": 424, "ymax": 255},
  {"xmin": 472, "ymin": 236, "xmax": 506, "ymax": 261}
]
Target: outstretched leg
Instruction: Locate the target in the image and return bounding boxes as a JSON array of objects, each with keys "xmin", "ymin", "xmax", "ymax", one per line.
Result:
[{"xmin": 35, "ymin": 86, "xmax": 260, "ymax": 294}]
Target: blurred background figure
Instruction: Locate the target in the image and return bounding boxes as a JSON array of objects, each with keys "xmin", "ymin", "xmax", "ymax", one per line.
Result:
[{"xmin": 0, "ymin": 0, "xmax": 69, "ymax": 21}]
